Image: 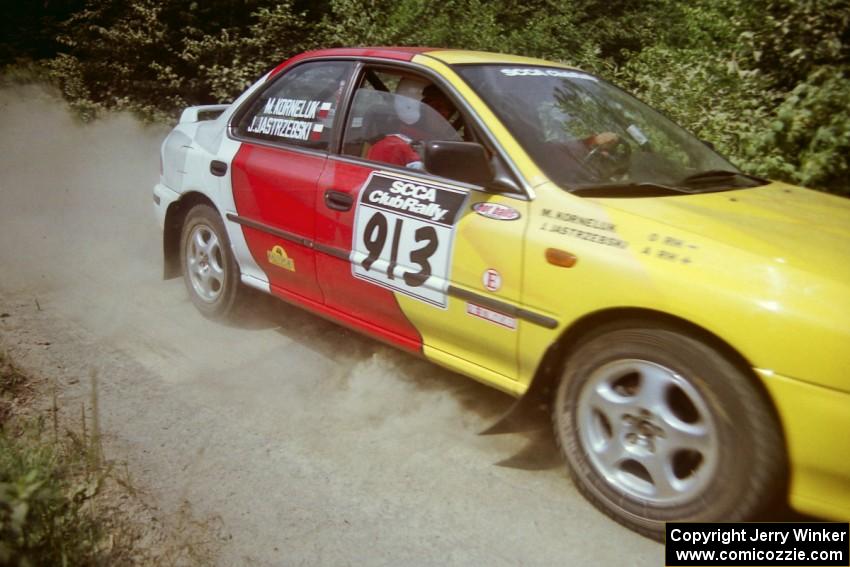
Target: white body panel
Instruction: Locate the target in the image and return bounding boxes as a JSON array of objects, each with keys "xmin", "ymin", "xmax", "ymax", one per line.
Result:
[{"xmin": 154, "ymin": 73, "xmax": 273, "ymax": 292}]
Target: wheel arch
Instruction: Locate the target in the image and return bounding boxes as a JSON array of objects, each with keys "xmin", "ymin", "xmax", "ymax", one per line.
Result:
[
  {"xmin": 529, "ymin": 307, "xmax": 787, "ymax": 450},
  {"xmin": 557, "ymin": 307, "xmax": 755, "ymax": 376},
  {"xmin": 163, "ymin": 191, "xmax": 220, "ymax": 279}
]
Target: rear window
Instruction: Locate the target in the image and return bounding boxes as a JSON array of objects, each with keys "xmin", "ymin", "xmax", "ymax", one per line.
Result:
[{"xmin": 234, "ymin": 61, "xmax": 355, "ymax": 152}]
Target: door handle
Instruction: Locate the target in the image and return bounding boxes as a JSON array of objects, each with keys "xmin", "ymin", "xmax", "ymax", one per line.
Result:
[
  {"xmin": 210, "ymin": 160, "xmax": 228, "ymax": 177},
  {"xmin": 324, "ymin": 189, "xmax": 354, "ymax": 212}
]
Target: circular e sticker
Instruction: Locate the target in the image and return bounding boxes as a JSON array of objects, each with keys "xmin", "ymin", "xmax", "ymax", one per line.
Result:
[{"xmin": 482, "ymin": 269, "xmax": 502, "ymax": 292}]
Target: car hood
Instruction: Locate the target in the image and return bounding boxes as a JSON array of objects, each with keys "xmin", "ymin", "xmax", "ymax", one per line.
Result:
[{"xmin": 597, "ymin": 181, "xmax": 850, "ymax": 283}]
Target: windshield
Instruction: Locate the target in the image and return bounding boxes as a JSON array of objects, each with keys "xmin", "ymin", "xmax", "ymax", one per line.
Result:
[{"xmin": 455, "ymin": 65, "xmax": 757, "ymax": 193}]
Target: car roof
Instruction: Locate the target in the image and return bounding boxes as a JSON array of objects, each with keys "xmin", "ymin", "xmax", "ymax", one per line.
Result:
[
  {"xmin": 424, "ymin": 49, "xmax": 575, "ymax": 69},
  {"xmin": 270, "ymin": 47, "xmax": 576, "ymax": 76}
]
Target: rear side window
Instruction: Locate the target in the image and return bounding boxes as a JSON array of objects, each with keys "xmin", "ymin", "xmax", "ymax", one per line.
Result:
[{"xmin": 234, "ymin": 61, "xmax": 355, "ymax": 151}]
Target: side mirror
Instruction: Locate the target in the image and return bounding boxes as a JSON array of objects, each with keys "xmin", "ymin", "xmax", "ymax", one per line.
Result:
[{"xmin": 424, "ymin": 141, "xmax": 494, "ymax": 187}]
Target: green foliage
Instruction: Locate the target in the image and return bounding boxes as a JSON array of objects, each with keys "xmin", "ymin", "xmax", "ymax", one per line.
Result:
[
  {"xmin": 182, "ymin": 2, "xmax": 319, "ymax": 103},
  {"xmin": 0, "ymin": 423, "xmax": 104, "ymax": 566},
  {"xmin": 2, "ymin": 0, "xmax": 848, "ymax": 194},
  {"xmin": 0, "ymin": 354, "xmax": 218, "ymax": 566},
  {"xmin": 748, "ymin": 66, "xmax": 850, "ymax": 194},
  {"xmin": 0, "ymin": 353, "xmax": 105, "ymax": 566},
  {"xmin": 617, "ymin": 46, "xmax": 775, "ymax": 173},
  {"xmin": 613, "ymin": 0, "xmax": 849, "ymax": 195},
  {"xmin": 738, "ymin": 0, "xmax": 850, "ymax": 90},
  {"xmin": 320, "ymin": 0, "xmax": 599, "ymax": 65},
  {"xmin": 47, "ymin": 0, "xmax": 315, "ymax": 122}
]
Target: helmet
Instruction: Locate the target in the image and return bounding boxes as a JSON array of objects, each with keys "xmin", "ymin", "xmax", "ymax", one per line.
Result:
[{"xmin": 394, "ymin": 77, "xmax": 428, "ymax": 125}]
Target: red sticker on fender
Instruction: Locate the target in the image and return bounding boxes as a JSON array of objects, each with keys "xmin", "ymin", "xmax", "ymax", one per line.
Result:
[
  {"xmin": 472, "ymin": 202, "xmax": 521, "ymax": 221},
  {"xmin": 466, "ymin": 302, "xmax": 517, "ymax": 330}
]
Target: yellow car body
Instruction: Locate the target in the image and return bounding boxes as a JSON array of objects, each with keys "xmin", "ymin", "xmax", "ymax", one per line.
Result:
[{"xmin": 407, "ymin": 50, "xmax": 850, "ymax": 521}]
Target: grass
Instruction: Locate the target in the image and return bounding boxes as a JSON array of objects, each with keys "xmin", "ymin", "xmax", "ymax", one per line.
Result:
[
  {"xmin": 0, "ymin": 350, "xmax": 219, "ymax": 566},
  {"xmin": 0, "ymin": 420, "xmax": 105, "ymax": 565},
  {"xmin": 0, "ymin": 353, "xmax": 30, "ymax": 424}
]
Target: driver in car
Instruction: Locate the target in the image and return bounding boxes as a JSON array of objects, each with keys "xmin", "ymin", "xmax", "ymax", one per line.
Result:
[
  {"xmin": 366, "ymin": 79, "xmax": 457, "ymax": 170},
  {"xmin": 557, "ymin": 130, "xmax": 631, "ymax": 180}
]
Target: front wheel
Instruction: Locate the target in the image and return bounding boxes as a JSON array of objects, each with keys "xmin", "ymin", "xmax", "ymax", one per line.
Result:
[
  {"xmin": 180, "ymin": 204, "xmax": 241, "ymax": 319},
  {"xmin": 552, "ymin": 323, "xmax": 785, "ymax": 540}
]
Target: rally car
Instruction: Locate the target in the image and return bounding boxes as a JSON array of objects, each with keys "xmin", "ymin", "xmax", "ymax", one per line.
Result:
[{"xmin": 153, "ymin": 47, "xmax": 850, "ymax": 539}]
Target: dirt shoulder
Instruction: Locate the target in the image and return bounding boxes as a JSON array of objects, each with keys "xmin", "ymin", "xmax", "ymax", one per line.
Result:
[{"xmin": 1, "ymin": 303, "xmax": 223, "ymax": 566}]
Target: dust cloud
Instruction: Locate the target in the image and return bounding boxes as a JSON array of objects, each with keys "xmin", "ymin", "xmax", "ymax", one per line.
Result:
[
  {"xmin": 0, "ymin": 83, "xmax": 662, "ymax": 566},
  {"xmin": 0, "ymin": 83, "xmax": 165, "ymax": 297},
  {"xmin": 0, "ymin": 82, "xmax": 508, "ymax": 434}
]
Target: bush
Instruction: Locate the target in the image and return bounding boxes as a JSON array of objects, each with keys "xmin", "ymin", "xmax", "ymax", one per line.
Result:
[
  {"xmin": 0, "ymin": 351, "xmax": 218, "ymax": 566},
  {"xmin": 748, "ymin": 66, "xmax": 850, "ymax": 195},
  {"xmin": 0, "ymin": 421, "xmax": 105, "ymax": 566},
  {"xmin": 617, "ymin": 46, "xmax": 775, "ymax": 167},
  {"xmin": 3, "ymin": 0, "xmax": 847, "ymax": 194},
  {"xmin": 47, "ymin": 0, "xmax": 315, "ymax": 122}
]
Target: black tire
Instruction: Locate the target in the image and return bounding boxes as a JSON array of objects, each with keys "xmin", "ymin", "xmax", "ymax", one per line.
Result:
[
  {"xmin": 179, "ymin": 204, "xmax": 241, "ymax": 319},
  {"xmin": 552, "ymin": 322, "xmax": 785, "ymax": 541}
]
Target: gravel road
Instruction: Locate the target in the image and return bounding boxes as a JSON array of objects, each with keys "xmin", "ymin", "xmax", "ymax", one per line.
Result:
[{"xmin": 0, "ymin": 84, "xmax": 661, "ymax": 566}]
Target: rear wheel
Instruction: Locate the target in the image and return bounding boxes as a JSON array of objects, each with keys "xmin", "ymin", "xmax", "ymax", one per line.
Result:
[
  {"xmin": 552, "ymin": 323, "xmax": 785, "ymax": 540},
  {"xmin": 180, "ymin": 205, "xmax": 240, "ymax": 319}
]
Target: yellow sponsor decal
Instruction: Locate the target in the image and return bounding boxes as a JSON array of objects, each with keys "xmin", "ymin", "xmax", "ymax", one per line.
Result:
[{"xmin": 267, "ymin": 245, "xmax": 295, "ymax": 271}]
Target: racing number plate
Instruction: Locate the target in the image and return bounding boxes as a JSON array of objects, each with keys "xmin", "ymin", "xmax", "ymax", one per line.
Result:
[{"xmin": 351, "ymin": 171, "xmax": 468, "ymax": 307}]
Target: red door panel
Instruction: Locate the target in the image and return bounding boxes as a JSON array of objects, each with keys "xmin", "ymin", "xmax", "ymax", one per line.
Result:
[
  {"xmin": 232, "ymin": 143, "xmax": 325, "ymax": 303},
  {"xmin": 315, "ymin": 158, "xmax": 422, "ymax": 351}
]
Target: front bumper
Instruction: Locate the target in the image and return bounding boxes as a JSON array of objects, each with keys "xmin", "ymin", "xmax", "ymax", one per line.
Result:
[{"xmin": 758, "ymin": 369, "xmax": 850, "ymax": 520}]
